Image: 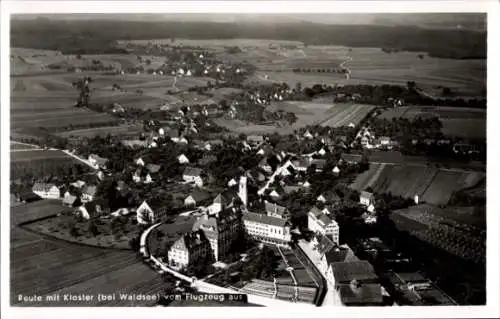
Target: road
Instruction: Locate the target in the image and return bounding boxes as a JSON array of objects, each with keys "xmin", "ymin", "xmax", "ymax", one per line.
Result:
[
  {"xmin": 11, "ymin": 139, "xmax": 98, "ymax": 170},
  {"xmin": 297, "ymin": 240, "xmax": 342, "ymax": 306}
]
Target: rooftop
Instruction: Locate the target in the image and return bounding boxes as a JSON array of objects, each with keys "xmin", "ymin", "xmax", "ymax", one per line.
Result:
[
  {"xmin": 243, "ymin": 211, "xmax": 288, "ymax": 228},
  {"xmin": 332, "ymin": 260, "xmax": 379, "ymax": 284},
  {"xmin": 338, "ymin": 282, "xmax": 384, "ymax": 305},
  {"xmin": 183, "ymin": 167, "xmax": 203, "ymax": 177}
]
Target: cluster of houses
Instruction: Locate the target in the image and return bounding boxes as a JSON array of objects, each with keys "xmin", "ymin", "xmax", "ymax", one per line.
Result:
[
  {"xmin": 356, "ymin": 127, "xmax": 399, "ymax": 150},
  {"xmin": 113, "ymin": 47, "xmax": 246, "ymax": 82},
  {"xmin": 164, "ymin": 175, "xmax": 294, "ymax": 269}
]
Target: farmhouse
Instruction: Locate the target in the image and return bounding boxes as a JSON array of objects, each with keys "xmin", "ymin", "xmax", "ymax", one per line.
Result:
[
  {"xmin": 183, "ymin": 167, "xmax": 203, "ymax": 187},
  {"xmin": 32, "ymin": 183, "xmax": 60, "ymax": 199},
  {"xmin": 136, "ymin": 200, "xmax": 168, "ymax": 224},
  {"xmin": 88, "ymin": 154, "xmax": 108, "ymax": 169},
  {"xmin": 75, "ymin": 200, "xmax": 110, "ymax": 220},
  {"xmin": 167, "ymin": 230, "xmax": 211, "ymax": 269},
  {"xmin": 360, "ymin": 191, "xmax": 375, "ymax": 207},
  {"xmin": 184, "ymin": 188, "xmax": 211, "ymax": 208},
  {"xmin": 340, "ymin": 153, "xmax": 362, "ymax": 165},
  {"xmin": 177, "ymin": 154, "xmax": 190, "ymax": 164},
  {"xmin": 247, "ymin": 135, "xmax": 264, "ymax": 145},
  {"xmin": 136, "ymin": 157, "xmax": 145, "ymax": 166}
]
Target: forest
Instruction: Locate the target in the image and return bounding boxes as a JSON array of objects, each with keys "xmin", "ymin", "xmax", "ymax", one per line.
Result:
[{"xmin": 11, "ymin": 18, "xmax": 486, "ymax": 59}]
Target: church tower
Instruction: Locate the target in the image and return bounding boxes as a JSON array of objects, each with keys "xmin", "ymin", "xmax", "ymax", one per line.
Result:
[{"xmin": 239, "ymin": 176, "xmax": 248, "ymax": 207}]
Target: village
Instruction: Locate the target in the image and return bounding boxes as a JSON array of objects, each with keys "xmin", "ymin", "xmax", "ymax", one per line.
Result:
[
  {"xmin": 12, "ymin": 95, "xmax": 460, "ymax": 306},
  {"xmin": 8, "ymin": 14, "xmax": 487, "ymax": 308}
]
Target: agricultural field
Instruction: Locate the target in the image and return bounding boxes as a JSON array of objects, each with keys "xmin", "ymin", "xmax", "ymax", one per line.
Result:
[
  {"xmin": 11, "ymin": 200, "xmax": 69, "ymax": 225},
  {"xmin": 213, "ymin": 119, "xmax": 279, "ymax": 135},
  {"xmin": 237, "ymin": 44, "xmax": 484, "ymax": 97},
  {"xmin": 377, "ymin": 106, "xmax": 486, "ymax": 139},
  {"xmin": 11, "ymin": 149, "xmax": 73, "ymax": 163},
  {"xmin": 11, "ymin": 201, "xmax": 167, "ymax": 306},
  {"xmin": 350, "ymin": 163, "xmax": 485, "ymax": 205},
  {"xmin": 55, "ymin": 124, "xmax": 143, "ymax": 138},
  {"xmin": 218, "ymin": 100, "xmax": 373, "ymax": 135},
  {"xmin": 10, "ymin": 141, "xmax": 40, "ymax": 150},
  {"xmin": 390, "ymin": 204, "xmax": 485, "ymax": 264},
  {"xmin": 320, "ymin": 103, "xmax": 376, "ymax": 127}
]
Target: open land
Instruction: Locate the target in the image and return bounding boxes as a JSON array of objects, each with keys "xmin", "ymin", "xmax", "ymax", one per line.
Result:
[
  {"xmin": 377, "ymin": 106, "xmax": 486, "ymax": 139},
  {"xmin": 350, "ymin": 163, "xmax": 485, "ymax": 205},
  {"xmin": 11, "ymin": 201, "xmax": 167, "ymax": 306}
]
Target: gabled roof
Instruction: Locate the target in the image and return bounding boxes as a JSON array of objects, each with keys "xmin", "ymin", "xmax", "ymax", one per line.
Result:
[
  {"xmin": 183, "ymin": 166, "xmax": 203, "ymax": 177},
  {"xmin": 186, "ymin": 188, "xmax": 211, "ymax": 203},
  {"xmin": 243, "ymin": 211, "xmax": 288, "ymax": 227},
  {"xmin": 82, "ymin": 199, "xmax": 109, "ymax": 218},
  {"xmin": 360, "ymin": 191, "xmax": 374, "ymax": 200},
  {"xmin": 146, "ymin": 163, "xmax": 161, "ymax": 173},
  {"xmin": 172, "ymin": 230, "xmax": 210, "ymax": 252},
  {"xmin": 332, "ymin": 260, "xmax": 379, "ymax": 284},
  {"xmin": 63, "ymin": 193, "xmax": 79, "ymax": 205},
  {"xmin": 264, "ymin": 201, "xmax": 288, "ymax": 218},
  {"xmin": 214, "ymin": 188, "xmax": 239, "ymax": 205},
  {"xmin": 311, "ymin": 159, "xmax": 327, "ymax": 169},
  {"xmin": 315, "ymin": 233, "xmax": 335, "ymax": 255},
  {"xmin": 338, "ymin": 283, "xmax": 383, "ymax": 305},
  {"xmin": 32, "ymin": 182, "xmax": 58, "ymax": 192},
  {"xmin": 83, "ymin": 185, "xmax": 97, "ymax": 196},
  {"xmin": 324, "ymin": 245, "xmax": 359, "ymax": 265}
]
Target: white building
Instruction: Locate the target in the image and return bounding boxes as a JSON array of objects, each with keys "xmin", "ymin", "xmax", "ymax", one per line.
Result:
[
  {"xmin": 360, "ymin": 191, "xmax": 375, "ymax": 207},
  {"xmin": 242, "ymin": 211, "xmax": 292, "ymax": 246},
  {"xmin": 136, "ymin": 200, "xmax": 167, "ymax": 224},
  {"xmin": 136, "ymin": 157, "xmax": 145, "ymax": 166},
  {"xmin": 182, "ymin": 167, "xmax": 203, "ymax": 187},
  {"xmin": 167, "ymin": 230, "xmax": 211, "ymax": 269},
  {"xmin": 308, "ymin": 207, "xmax": 340, "ymax": 245},
  {"xmin": 32, "ymin": 183, "xmax": 60, "ymax": 199},
  {"xmin": 177, "ymin": 154, "xmax": 190, "ymax": 164}
]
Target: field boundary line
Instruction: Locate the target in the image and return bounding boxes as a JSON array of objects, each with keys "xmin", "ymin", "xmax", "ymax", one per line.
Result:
[{"xmin": 19, "ymin": 221, "xmax": 133, "ymax": 252}]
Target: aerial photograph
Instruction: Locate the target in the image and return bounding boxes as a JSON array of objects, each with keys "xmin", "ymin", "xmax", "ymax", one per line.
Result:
[{"xmin": 9, "ymin": 13, "xmax": 486, "ymax": 307}]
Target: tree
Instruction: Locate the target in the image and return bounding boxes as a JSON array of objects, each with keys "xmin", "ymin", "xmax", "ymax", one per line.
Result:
[{"xmin": 406, "ymin": 81, "xmax": 417, "ymax": 91}]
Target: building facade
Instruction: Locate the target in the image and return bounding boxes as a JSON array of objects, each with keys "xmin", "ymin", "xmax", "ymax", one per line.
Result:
[
  {"xmin": 32, "ymin": 183, "xmax": 60, "ymax": 199},
  {"xmin": 242, "ymin": 211, "xmax": 292, "ymax": 246},
  {"xmin": 192, "ymin": 208, "xmax": 242, "ymax": 261},
  {"xmin": 136, "ymin": 200, "xmax": 168, "ymax": 224},
  {"xmin": 308, "ymin": 207, "xmax": 340, "ymax": 245},
  {"xmin": 167, "ymin": 230, "xmax": 211, "ymax": 269}
]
